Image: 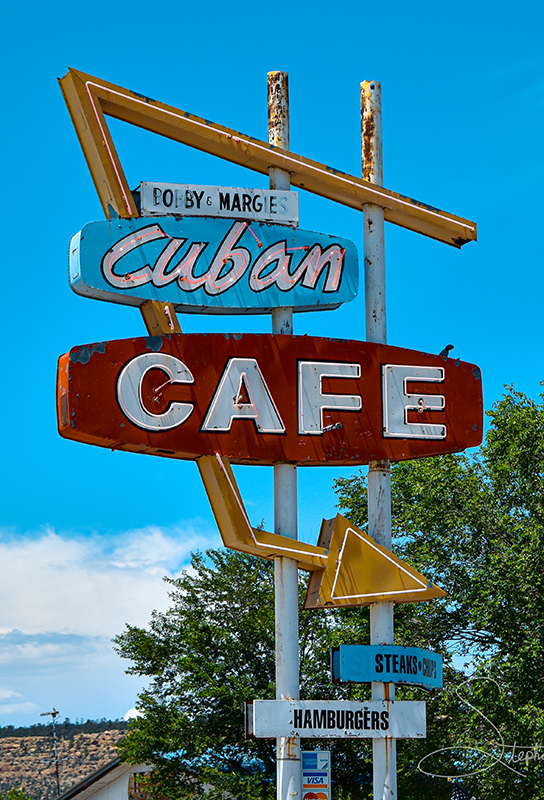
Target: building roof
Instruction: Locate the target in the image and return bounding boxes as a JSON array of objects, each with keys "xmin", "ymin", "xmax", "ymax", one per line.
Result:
[{"xmin": 57, "ymin": 758, "xmax": 152, "ymax": 800}]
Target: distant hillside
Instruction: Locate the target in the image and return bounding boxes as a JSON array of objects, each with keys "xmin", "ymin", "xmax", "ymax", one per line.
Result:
[
  {"xmin": 0, "ymin": 720, "xmax": 129, "ymax": 800},
  {"xmin": 0, "ymin": 720, "xmax": 128, "ymax": 740}
]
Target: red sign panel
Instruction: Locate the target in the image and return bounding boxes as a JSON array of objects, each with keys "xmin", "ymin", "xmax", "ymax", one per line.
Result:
[{"xmin": 57, "ymin": 334, "xmax": 482, "ymax": 466}]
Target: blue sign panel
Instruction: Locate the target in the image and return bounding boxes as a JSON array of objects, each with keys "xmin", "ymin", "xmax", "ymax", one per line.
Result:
[
  {"xmin": 69, "ymin": 217, "xmax": 358, "ymax": 314},
  {"xmin": 331, "ymin": 645, "xmax": 442, "ymax": 690}
]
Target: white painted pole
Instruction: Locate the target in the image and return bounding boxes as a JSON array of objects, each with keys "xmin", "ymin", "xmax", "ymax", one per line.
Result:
[
  {"xmin": 361, "ymin": 80, "xmax": 397, "ymax": 800},
  {"xmin": 268, "ymin": 71, "xmax": 301, "ymax": 800}
]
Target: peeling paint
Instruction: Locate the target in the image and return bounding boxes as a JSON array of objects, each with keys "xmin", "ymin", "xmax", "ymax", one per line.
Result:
[
  {"xmin": 286, "ymin": 737, "xmax": 298, "ymax": 758},
  {"xmin": 145, "ymin": 336, "xmax": 163, "ymax": 352},
  {"xmin": 131, "ymin": 90, "xmax": 157, "ymax": 104},
  {"xmin": 70, "ymin": 342, "xmax": 106, "ymax": 364},
  {"xmin": 267, "ymin": 71, "xmax": 289, "ymax": 151},
  {"xmin": 361, "ymin": 81, "xmax": 382, "ymax": 185}
]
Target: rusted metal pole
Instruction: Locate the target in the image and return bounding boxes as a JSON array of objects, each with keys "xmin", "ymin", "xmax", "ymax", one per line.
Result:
[
  {"xmin": 361, "ymin": 80, "xmax": 397, "ymax": 800},
  {"xmin": 268, "ymin": 71, "xmax": 301, "ymax": 800}
]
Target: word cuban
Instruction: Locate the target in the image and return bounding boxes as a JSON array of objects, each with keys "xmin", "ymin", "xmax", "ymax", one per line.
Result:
[
  {"xmin": 293, "ymin": 708, "xmax": 389, "ymax": 732},
  {"xmin": 101, "ymin": 221, "xmax": 345, "ymax": 297}
]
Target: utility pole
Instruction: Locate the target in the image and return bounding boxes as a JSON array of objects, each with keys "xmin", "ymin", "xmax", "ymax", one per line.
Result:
[{"xmin": 41, "ymin": 708, "xmax": 61, "ymax": 796}]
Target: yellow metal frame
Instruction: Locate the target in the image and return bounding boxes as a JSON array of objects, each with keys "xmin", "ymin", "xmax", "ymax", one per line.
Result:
[
  {"xmin": 59, "ymin": 68, "xmax": 476, "ymax": 247},
  {"xmin": 139, "ymin": 300, "xmax": 182, "ymax": 335},
  {"xmin": 304, "ymin": 514, "xmax": 446, "ymax": 609},
  {"xmin": 197, "ymin": 456, "xmax": 445, "ymax": 608},
  {"xmin": 197, "ymin": 454, "xmax": 328, "ymax": 572}
]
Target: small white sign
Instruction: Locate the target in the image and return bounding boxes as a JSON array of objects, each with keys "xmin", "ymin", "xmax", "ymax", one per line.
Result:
[
  {"xmin": 246, "ymin": 700, "xmax": 426, "ymax": 739},
  {"xmin": 140, "ymin": 182, "xmax": 299, "ymax": 226}
]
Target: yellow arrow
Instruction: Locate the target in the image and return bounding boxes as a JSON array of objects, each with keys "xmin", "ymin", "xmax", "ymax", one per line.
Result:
[
  {"xmin": 197, "ymin": 454, "xmax": 328, "ymax": 572},
  {"xmin": 304, "ymin": 515, "xmax": 446, "ymax": 609},
  {"xmin": 197, "ymin": 456, "xmax": 445, "ymax": 606}
]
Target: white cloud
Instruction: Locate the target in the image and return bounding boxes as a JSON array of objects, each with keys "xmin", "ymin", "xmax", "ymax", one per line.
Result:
[
  {"xmin": 0, "ymin": 702, "xmax": 40, "ymax": 716},
  {"xmin": 0, "ymin": 689, "xmax": 21, "ymax": 700},
  {"xmin": 124, "ymin": 708, "xmax": 142, "ymax": 720},
  {"xmin": 0, "ymin": 522, "xmax": 220, "ymax": 638},
  {"xmin": 0, "ymin": 688, "xmax": 38, "ymax": 718},
  {"xmin": 0, "ymin": 631, "xmax": 107, "ymax": 671},
  {"xmin": 0, "ymin": 632, "xmax": 145, "ymax": 724},
  {"xmin": 0, "ymin": 521, "xmax": 221, "ymax": 725},
  {"xmin": 110, "ymin": 525, "xmax": 206, "ymax": 572}
]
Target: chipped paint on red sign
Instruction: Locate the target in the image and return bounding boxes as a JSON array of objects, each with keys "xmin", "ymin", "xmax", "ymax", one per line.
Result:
[{"xmin": 57, "ymin": 334, "xmax": 483, "ymax": 466}]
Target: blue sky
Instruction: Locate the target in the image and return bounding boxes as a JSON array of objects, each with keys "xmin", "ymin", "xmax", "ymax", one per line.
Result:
[{"xmin": 0, "ymin": 0, "xmax": 543, "ymax": 727}]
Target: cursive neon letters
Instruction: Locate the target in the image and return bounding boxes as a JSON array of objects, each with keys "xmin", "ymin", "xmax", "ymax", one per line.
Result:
[{"xmin": 101, "ymin": 222, "xmax": 345, "ymax": 297}]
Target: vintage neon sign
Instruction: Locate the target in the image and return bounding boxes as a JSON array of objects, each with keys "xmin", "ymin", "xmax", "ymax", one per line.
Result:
[
  {"xmin": 69, "ymin": 217, "xmax": 358, "ymax": 313},
  {"xmin": 139, "ymin": 183, "xmax": 299, "ymax": 226},
  {"xmin": 304, "ymin": 515, "xmax": 446, "ymax": 608},
  {"xmin": 331, "ymin": 645, "xmax": 443, "ymax": 690},
  {"xmin": 59, "ymin": 68, "xmax": 477, "ymax": 247},
  {"xmin": 57, "ymin": 334, "xmax": 483, "ymax": 466}
]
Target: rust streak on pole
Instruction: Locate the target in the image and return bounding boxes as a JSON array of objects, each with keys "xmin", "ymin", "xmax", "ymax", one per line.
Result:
[
  {"xmin": 269, "ymin": 71, "xmax": 300, "ymax": 800},
  {"xmin": 361, "ymin": 81, "xmax": 383, "ymax": 185},
  {"xmin": 362, "ymin": 79, "xmax": 396, "ymax": 800},
  {"xmin": 268, "ymin": 71, "xmax": 290, "ymax": 190},
  {"xmin": 361, "ymin": 80, "xmax": 386, "ymax": 344}
]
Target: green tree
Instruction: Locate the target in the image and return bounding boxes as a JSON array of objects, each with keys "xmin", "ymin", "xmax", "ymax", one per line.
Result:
[
  {"xmin": 335, "ymin": 385, "xmax": 544, "ymax": 798},
  {"xmin": 114, "ymin": 549, "xmax": 377, "ymax": 799},
  {"xmin": 115, "ymin": 386, "xmax": 544, "ymax": 800},
  {"xmin": 0, "ymin": 789, "xmax": 33, "ymax": 800}
]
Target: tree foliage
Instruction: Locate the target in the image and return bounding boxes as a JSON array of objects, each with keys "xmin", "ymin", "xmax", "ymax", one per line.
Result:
[
  {"xmin": 114, "ymin": 550, "xmax": 375, "ymax": 799},
  {"xmin": 115, "ymin": 386, "xmax": 544, "ymax": 799},
  {"xmin": 0, "ymin": 719, "xmax": 127, "ymax": 739},
  {"xmin": 336, "ymin": 385, "xmax": 544, "ymax": 798},
  {"xmin": 0, "ymin": 790, "xmax": 33, "ymax": 800}
]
